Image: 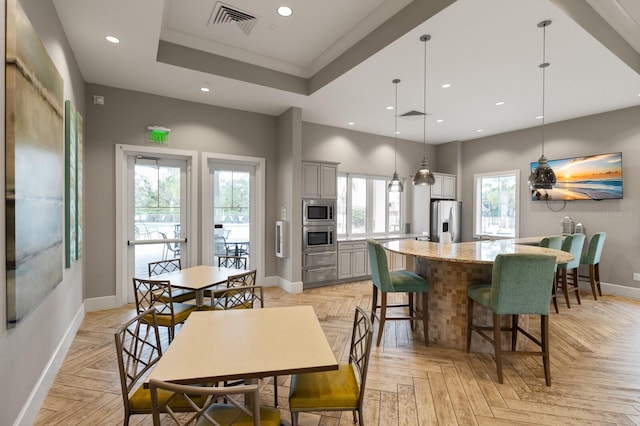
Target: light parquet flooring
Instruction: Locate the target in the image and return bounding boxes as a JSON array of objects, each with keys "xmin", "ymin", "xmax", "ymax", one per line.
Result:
[{"xmin": 35, "ymin": 280, "xmax": 640, "ymax": 425}]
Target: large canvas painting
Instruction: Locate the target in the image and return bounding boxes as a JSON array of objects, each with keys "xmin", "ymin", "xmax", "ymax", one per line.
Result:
[
  {"xmin": 76, "ymin": 111, "xmax": 83, "ymax": 260},
  {"xmin": 65, "ymin": 100, "xmax": 77, "ymax": 267},
  {"xmin": 6, "ymin": 0, "xmax": 64, "ymax": 327}
]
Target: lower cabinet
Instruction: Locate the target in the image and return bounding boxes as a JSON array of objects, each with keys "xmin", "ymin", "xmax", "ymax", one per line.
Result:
[{"xmin": 337, "ymin": 241, "xmax": 368, "ymax": 280}]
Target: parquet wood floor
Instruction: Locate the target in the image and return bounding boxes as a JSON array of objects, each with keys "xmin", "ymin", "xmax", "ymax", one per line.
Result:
[{"xmin": 35, "ymin": 280, "xmax": 640, "ymax": 425}]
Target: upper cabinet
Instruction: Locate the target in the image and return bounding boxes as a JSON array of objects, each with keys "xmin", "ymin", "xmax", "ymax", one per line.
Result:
[
  {"xmin": 302, "ymin": 161, "xmax": 338, "ymax": 199},
  {"xmin": 431, "ymin": 173, "xmax": 456, "ymax": 200}
]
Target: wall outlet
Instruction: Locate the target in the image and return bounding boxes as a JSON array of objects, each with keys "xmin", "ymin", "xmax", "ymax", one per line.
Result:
[{"xmin": 633, "ymin": 273, "xmax": 640, "ymax": 281}]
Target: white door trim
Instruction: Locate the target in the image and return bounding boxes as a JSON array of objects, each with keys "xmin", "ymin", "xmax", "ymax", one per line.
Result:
[
  {"xmin": 202, "ymin": 152, "xmax": 265, "ymax": 285},
  {"xmin": 115, "ymin": 144, "xmax": 198, "ymax": 306}
]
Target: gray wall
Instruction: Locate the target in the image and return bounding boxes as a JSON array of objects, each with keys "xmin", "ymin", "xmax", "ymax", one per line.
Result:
[
  {"xmin": 84, "ymin": 84, "xmax": 279, "ymax": 297},
  {"xmin": 0, "ymin": 0, "xmax": 86, "ymax": 424},
  {"xmin": 459, "ymin": 105, "xmax": 640, "ymax": 288}
]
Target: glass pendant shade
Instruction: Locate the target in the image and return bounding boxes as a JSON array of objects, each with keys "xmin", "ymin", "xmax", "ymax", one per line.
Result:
[
  {"xmin": 388, "ymin": 172, "xmax": 404, "ymax": 192},
  {"xmin": 412, "ymin": 157, "xmax": 435, "ymax": 185},
  {"xmin": 528, "ymin": 154, "xmax": 557, "ymax": 190}
]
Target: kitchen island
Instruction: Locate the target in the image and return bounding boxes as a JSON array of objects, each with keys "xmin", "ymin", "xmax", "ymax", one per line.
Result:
[{"xmin": 382, "ymin": 238, "xmax": 573, "ymax": 350}]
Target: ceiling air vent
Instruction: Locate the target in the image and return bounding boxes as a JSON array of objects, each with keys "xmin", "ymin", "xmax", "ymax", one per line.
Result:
[
  {"xmin": 400, "ymin": 110, "xmax": 426, "ymax": 117},
  {"xmin": 209, "ymin": 2, "xmax": 258, "ymax": 36}
]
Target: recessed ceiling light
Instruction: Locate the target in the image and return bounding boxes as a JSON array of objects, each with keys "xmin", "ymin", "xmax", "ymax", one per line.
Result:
[
  {"xmin": 277, "ymin": 6, "xmax": 293, "ymax": 17},
  {"xmin": 386, "ymin": 106, "xmax": 394, "ymax": 110},
  {"xmin": 476, "ymin": 129, "xmax": 483, "ymax": 133},
  {"xmin": 105, "ymin": 35, "xmax": 120, "ymax": 44},
  {"xmin": 495, "ymin": 101, "xmax": 505, "ymax": 106},
  {"xmin": 536, "ymin": 115, "xmax": 544, "ymax": 119},
  {"xmin": 441, "ymin": 83, "xmax": 451, "ymax": 88},
  {"xmin": 200, "ymin": 87, "xmax": 210, "ymax": 93},
  {"xmin": 348, "ymin": 122, "xmax": 355, "ymax": 126},
  {"xmin": 395, "ymin": 131, "xmax": 400, "ymax": 135},
  {"xmin": 436, "ymin": 119, "xmax": 444, "ymax": 123}
]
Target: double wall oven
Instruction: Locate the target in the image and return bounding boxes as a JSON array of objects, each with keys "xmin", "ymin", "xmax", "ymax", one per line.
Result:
[{"xmin": 302, "ymin": 199, "xmax": 337, "ymax": 285}]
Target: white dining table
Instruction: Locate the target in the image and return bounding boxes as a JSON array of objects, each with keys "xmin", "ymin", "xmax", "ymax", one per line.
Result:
[
  {"xmin": 150, "ymin": 264, "xmax": 246, "ymax": 306},
  {"xmin": 146, "ymin": 305, "xmax": 338, "ymax": 386}
]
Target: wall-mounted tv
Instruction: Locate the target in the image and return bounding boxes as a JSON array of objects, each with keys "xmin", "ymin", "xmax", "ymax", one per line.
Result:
[{"xmin": 531, "ymin": 152, "xmax": 623, "ymax": 201}]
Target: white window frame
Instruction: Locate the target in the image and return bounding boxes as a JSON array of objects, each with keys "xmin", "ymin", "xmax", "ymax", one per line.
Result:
[
  {"xmin": 338, "ymin": 172, "xmax": 403, "ymax": 237},
  {"xmin": 473, "ymin": 170, "xmax": 520, "ymax": 239}
]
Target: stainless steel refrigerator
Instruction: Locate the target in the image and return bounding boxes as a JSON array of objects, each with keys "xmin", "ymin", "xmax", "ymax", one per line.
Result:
[{"xmin": 430, "ymin": 200, "xmax": 462, "ymax": 242}]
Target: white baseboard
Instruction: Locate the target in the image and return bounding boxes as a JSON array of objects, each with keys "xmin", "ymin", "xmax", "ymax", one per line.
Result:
[
  {"xmin": 585, "ymin": 281, "xmax": 640, "ymax": 299},
  {"xmin": 264, "ymin": 275, "xmax": 303, "ymax": 293},
  {"xmin": 84, "ymin": 295, "xmax": 118, "ymax": 312},
  {"xmin": 14, "ymin": 303, "xmax": 86, "ymax": 426}
]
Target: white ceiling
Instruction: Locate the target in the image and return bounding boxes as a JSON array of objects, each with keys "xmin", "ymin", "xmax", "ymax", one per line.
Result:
[{"xmin": 52, "ymin": 0, "xmax": 640, "ymax": 144}]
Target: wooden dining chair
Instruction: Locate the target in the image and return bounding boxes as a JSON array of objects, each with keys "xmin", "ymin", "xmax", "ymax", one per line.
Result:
[
  {"xmin": 367, "ymin": 239, "xmax": 430, "ymax": 346},
  {"xmin": 217, "ymin": 255, "xmax": 248, "ymax": 269},
  {"xmin": 132, "ymin": 278, "xmax": 198, "ymax": 343},
  {"xmin": 148, "ymin": 258, "xmax": 197, "ymax": 303},
  {"xmin": 115, "ymin": 308, "xmax": 208, "ymax": 425},
  {"xmin": 149, "ymin": 380, "xmax": 281, "ymax": 426},
  {"xmin": 580, "ymin": 232, "xmax": 606, "ymax": 299},
  {"xmin": 466, "ymin": 253, "xmax": 557, "ymax": 386},
  {"xmin": 289, "ymin": 307, "xmax": 373, "ymax": 425}
]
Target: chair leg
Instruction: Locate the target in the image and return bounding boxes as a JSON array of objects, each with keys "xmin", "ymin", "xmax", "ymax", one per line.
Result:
[
  {"xmin": 493, "ymin": 313, "xmax": 504, "ymax": 384},
  {"xmin": 595, "ymin": 263, "xmax": 602, "ymax": 297},
  {"xmin": 511, "ymin": 315, "xmax": 518, "ymax": 351},
  {"xmin": 409, "ymin": 292, "xmax": 415, "ymax": 330},
  {"xmin": 466, "ymin": 298, "xmax": 473, "ymax": 352},
  {"xmin": 370, "ymin": 284, "xmax": 378, "ymax": 325},
  {"xmin": 560, "ymin": 269, "xmax": 571, "ymax": 308},
  {"xmin": 572, "ymin": 268, "xmax": 581, "ymax": 305},
  {"xmin": 551, "ymin": 273, "xmax": 559, "ymax": 313},
  {"xmin": 376, "ymin": 293, "xmax": 388, "ymax": 346},
  {"xmin": 541, "ymin": 315, "xmax": 551, "ymax": 386},
  {"xmin": 273, "ymin": 376, "xmax": 278, "ymax": 408},
  {"xmin": 291, "ymin": 411, "xmax": 299, "ymax": 426},
  {"xmin": 422, "ymin": 292, "xmax": 429, "ymax": 346},
  {"xmin": 589, "ymin": 264, "xmax": 598, "ymax": 300}
]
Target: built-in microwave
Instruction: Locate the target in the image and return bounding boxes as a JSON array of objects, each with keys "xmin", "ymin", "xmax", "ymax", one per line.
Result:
[
  {"xmin": 302, "ymin": 225, "xmax": 336, "ymax": 253},
  {"xmin": 303, "ymin": 199, "xmax": 335, "ymax": 225}
]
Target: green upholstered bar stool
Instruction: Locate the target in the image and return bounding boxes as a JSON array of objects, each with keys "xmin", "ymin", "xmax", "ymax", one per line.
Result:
[
  {"xmin": 580, "ymin": 232, "xmax": 606, "ymax": 299},
  {"xmin": 367, "ymin": 240, "xmax": 430, "ymax": 347},
  {"xmin": 466, "ymin": 253, "xmax": 557, "ymax": 386},
  {"xmin": 557, "ymin": 233, "xmax": 586, "ymax": 308},
  {"xmin": 539, "ymin": 236, "xmax": 563, "ymax": 313}
]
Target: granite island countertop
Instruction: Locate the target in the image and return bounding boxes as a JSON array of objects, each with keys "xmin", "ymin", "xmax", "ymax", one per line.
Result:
[{"xmin": 382, "ymin": 236, "xmax": 573, "ymax": 265}]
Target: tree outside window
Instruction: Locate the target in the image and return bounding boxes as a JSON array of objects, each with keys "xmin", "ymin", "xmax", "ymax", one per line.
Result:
[{"xmin": 473, "ymin": 170, "xmax": 520, "ymax": 238}]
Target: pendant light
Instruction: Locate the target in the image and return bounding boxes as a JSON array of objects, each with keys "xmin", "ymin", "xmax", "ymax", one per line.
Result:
[
  {"xmin": 413, "ymin": 34, "xmax": 436, "ymax": 186},
  {"xmin": 528, "ymin": 20, "xmax": 557, "ymax": 190},
  {"xmin": 388, "ymin": 78, "xmax": 404, "ymax": 192}
]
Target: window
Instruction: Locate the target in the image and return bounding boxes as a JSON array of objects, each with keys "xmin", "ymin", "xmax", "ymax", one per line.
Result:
[
  {"xmin": 473, "ymin": 170, "xmax": 520, "ymax": 238},
  {"xmin": 337, "ymin": 173, "xmax": 402, "ymax": 236}
]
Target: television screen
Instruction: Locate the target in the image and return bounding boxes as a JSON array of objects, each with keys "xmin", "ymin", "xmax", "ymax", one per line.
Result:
[{"xmin": 531, "ymin": 152, "xmax": 623, "ymax": 201}]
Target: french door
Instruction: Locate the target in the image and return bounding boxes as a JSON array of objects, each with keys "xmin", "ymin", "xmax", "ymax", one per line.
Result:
[{"xmin": 115, "ymin": 145, "xmax": 197, "ymax": 305}]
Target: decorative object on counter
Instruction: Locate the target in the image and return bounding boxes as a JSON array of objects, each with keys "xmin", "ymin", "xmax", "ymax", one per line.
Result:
[
  {"xmin": 413, "ymin": 34, "xmax": 436, "ymax": 186},
  {"xmin": 528, "ymin": 20, "xmax": 557, "ymax": 192},
  {"xmin": 561, "ymin": 215, "xmax": 574, "ymax": 235},
  {"xmin": 440, "ymin": 232, "xmax": 452, "ymax": 244},
  {"xmin": 467, "ymin": 253, "xmax": 557, "ymax": 386},
  {"xmin": 388, "ymin": 78, "xmax": 403, "ymax": 193}
]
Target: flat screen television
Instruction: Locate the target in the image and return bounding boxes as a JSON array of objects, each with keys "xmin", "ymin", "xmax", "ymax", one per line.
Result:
[{"xmin": 530, "ymin": 152, "xmax": 623, "ymax": 201}]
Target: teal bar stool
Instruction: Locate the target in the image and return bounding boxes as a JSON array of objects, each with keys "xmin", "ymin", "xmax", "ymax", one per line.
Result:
[
  {"xmin": 367, "ymin": 240, "xmax": 430, "ymax": 347},
  {"xmin": 539, "ymin": 236, "xmax": 562, "ymax": 313},
  {"xmin": 580, "ymin": 232, "xmax": 606, "ymax": 300},
  {"xmin": 466, "ymin": 253, "xmax": 557, "ymax": 386},
  {"xmin": 557, "ymin": 234, "xmax": 586, "ymax": 308}
]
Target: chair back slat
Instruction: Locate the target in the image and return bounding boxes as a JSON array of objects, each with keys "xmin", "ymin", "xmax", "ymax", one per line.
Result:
[
  {"xmin": 217, "ymin": 255, "xmax": 248, "ymax": 269},
  {"xmin": 349, "ymin": 307, "xmax": 373, "ymax": 404},
  {"xmin": 211, "ymin": 270, "xmax": 263, "ymax": 309},
  {"xmin": 367, "ymin": 240, "xmax": 393, "ymax": 291},
  {"xmin": 489, "ymin": 253, "xmax": 557, "ymax": 315},
  {"xmin": 148, "ymin": 258, "xmax": 182, "ymax": 276}
]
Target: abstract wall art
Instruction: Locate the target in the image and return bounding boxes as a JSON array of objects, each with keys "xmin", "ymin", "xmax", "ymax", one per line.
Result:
[{"xmin": 6, "ymin": 0, "xmax": 64, "ymax": 327}]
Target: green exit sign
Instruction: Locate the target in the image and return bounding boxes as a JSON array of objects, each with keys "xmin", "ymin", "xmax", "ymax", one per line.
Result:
[{"xmin": 147, "ymin": 126, "xmax": 170, "ymax": 144}]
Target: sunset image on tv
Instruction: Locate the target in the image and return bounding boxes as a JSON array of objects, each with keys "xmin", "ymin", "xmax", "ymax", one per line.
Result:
[{"xmin": 531, "ymin": 152, "xmax": 623, "ymax": 201}]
